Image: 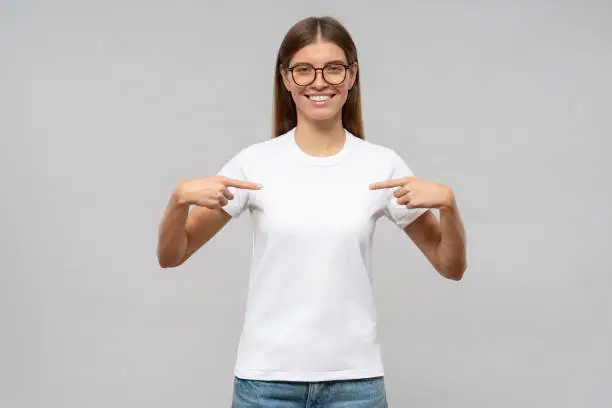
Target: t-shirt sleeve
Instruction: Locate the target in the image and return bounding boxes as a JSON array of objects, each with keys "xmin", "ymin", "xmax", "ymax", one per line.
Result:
[
  {"xmin": 216, "ymin": 149, "xmax": 251, "ymax": 218},
  {"xmin": 382, "ymin": 151, "xmax": 428, "ymax": 229}
]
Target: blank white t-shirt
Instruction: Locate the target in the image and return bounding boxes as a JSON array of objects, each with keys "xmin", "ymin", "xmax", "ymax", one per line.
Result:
[{"xmin": 217, "ymin": 127, "xmax": 427, "ymax": 382}]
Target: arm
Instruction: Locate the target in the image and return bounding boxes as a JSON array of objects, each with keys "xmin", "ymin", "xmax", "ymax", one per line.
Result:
[
  {"xmin": 404, "ymin": 194, "xmax": 467, "ymax": 280},
  {"xmin": 157, "ymin": 183, "xmax": 232, "ymax": 268}
]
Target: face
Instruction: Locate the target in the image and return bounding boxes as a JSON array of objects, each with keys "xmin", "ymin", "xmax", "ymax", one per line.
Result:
[{"xmin": 281, "ymin": 40, "xmax": 358, "ymax": 123}]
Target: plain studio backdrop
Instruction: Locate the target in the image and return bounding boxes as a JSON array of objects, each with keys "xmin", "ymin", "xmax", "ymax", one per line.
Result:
[{"xmin": 2, "ymin": 1, "xmax": 611, "ymax": 407}]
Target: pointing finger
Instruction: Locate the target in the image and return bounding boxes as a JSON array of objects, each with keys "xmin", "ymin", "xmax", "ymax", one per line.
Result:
[
  {"xmin": 369, "ymin": 178, "xmax": 405, "ymax": 190},
  {"xmin": 220, "ymin": 177, "xmax": 263, "ymax": 190}
]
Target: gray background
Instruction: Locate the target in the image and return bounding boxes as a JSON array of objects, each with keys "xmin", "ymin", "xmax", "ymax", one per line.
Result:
[{"xmin": 2, "ymin": 0, "xmax": 611, "ymax": 406}]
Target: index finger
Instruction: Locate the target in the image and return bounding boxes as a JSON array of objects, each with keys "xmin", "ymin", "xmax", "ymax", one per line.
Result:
[
  {"xmin": 220, "ymin": 176, "xmax": 262, "ymax": 190},
  {"xmin": 369, "ymin": 178, "xmax": 406, "ymax": 190}
]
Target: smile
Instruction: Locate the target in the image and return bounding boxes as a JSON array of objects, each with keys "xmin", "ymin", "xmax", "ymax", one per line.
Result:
[{"xmin": 305, "ymin": 94, "xmax": 335, "ymax": 105}]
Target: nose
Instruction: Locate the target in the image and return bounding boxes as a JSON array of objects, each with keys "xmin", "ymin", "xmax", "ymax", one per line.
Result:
[{"xmin": 311, "ymin": 69, "xmax": 327, "ymax": 88}]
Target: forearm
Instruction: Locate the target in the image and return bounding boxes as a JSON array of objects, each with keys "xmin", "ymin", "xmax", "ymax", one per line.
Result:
[
  {"xmin": 436, "ymin": 195, "xmax": 467, "ymax": 280},
  {"xmin": 157, "ymin": 187, "xmax": 190, "ymax": 268}
]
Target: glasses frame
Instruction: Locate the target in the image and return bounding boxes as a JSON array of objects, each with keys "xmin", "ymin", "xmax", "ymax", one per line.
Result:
[{"xmin": 286, "ymin": 61, "xmax": 356, "ymax": 86}]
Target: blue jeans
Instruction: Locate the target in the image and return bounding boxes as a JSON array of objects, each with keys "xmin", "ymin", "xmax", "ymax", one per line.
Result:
[{"xmin": 231, "ymin": 375, "xmax": 388, "ymax": 407}]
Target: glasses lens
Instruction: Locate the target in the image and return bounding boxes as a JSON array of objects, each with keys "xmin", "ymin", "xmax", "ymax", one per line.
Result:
[
  {"xmin": 323, "ymin": 64, "xmax": 346, "ymax": 85},
  {"xmin": 292, "ymin": 65, "xmax": 315, "ymax": 86}
]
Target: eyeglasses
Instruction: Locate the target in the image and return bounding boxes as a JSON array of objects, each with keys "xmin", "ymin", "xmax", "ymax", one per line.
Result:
[{"xmin": 287, "ymin": 61, "xmax": 355, "ymax": 86}]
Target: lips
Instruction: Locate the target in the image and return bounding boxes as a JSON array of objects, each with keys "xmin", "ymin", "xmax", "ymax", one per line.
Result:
[
  {"xmin": 306, "ymin": 94, "xmax": 335, "ymax": 98},
  {"xmin": 305, "ymin": 94, "xmax": 335, "ymax": 104}
]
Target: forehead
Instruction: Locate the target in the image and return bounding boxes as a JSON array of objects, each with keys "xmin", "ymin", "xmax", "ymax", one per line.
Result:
[{"xmin": 290, "ymin": 40, "xmax": 347, "ymax": 66}]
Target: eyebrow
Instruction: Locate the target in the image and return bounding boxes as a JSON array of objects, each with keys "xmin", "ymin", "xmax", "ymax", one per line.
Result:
[{"xmin": 291, "ymin": 59, "xmax": 348, "ymax": 66}]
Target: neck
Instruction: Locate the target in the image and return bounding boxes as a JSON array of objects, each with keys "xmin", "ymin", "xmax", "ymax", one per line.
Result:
[{"xmin": 294, "ymin": 114, "xmax": 346, "ymax": 157}]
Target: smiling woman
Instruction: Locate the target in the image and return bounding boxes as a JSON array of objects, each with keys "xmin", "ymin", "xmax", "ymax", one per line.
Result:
[
  {"xmin": 156, "ymin": 15, "xmax": 467, "ymax": 408},
  {"xmin": 273, "ymin": 17, "xmax": 363, "ymax": 141}
]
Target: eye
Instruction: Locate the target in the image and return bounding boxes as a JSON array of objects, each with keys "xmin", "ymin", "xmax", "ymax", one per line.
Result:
[
  {"xmin": 293, "ymin": 65, "xmax": 312, "ymax": 74},
  {"xmin": 325, "ymin": 64, "xmax": 344, "ymax": 73}
]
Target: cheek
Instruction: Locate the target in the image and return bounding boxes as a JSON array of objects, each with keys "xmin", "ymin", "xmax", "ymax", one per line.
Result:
[
  {"xmin": 334, "ymin": 84, "xmax": 351, "ymax": 100},
  {"xmin": 335, "ymin": 88, "xmax": 350, "ymax": 103},
  {"xmin": 290, "ymin": 91, "xmax": 306, "ymax": 107}
]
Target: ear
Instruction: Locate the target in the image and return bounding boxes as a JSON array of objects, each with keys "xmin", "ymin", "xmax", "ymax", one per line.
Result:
[
  {"xmin": 348, "ymin": 62, "xmax": 358, "ymax": 90},
  {"xmin": 279, "ymin": 65, "xmax": 292, "ymax": 91}
]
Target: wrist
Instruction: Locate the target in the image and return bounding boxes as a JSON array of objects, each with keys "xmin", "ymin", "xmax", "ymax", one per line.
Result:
[
  {"xmin": 172, "ymin": 182, "xmax": 192, "ymax": 207},
  {"xmin": 439, "ymin": 187, "xmax": 456, "ymax": 212}
]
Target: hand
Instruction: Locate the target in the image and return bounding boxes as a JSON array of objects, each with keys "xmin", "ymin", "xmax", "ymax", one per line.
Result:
[
  {"xmin": 369, "ymin": 177, "xmax": 454, "ymax": 210},
  {"xmin": 174, "ymin": 176, "xmax": 262, "ymax": 209}
]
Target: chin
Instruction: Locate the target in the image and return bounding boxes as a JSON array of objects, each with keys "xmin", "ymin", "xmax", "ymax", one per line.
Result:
[
  {"xmin": 310, "ymin": 112, "xmax": 338, "ymax": 122},
  {"xmin": 298, "ymin": 107, "xmax": 341, "ymax": 122}
]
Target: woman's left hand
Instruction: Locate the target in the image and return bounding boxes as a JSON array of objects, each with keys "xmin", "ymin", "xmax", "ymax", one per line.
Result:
[{"xmin": 369, "ymin": 177, "xmax": 454, "ymax": 210}]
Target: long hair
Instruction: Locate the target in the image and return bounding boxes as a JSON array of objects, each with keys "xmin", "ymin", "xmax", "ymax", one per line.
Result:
[{"xmin": 272, "ymin": 16, "xmax": 364, "ymax": 140}]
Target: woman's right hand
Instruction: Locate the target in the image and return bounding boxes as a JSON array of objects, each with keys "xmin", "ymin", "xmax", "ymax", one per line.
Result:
[{"xmin": 173, "ymin": 176, "xmax": 262, "ymax": 209}]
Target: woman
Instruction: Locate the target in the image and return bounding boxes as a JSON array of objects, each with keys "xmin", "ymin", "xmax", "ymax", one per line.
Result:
[{"xmin": 157, "ymin": 16, "xmax": 466, "ymax": 408}]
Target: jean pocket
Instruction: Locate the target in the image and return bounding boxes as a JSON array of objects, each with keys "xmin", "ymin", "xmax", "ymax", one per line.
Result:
[{"xmin": 232, "ymin": 377, "xmax": 261, "ymax": 406}]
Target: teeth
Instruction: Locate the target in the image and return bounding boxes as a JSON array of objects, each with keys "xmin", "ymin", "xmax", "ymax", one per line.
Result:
[{"xmin": 309, "ymin": 95, "xmax": 331, "ymax": 101}]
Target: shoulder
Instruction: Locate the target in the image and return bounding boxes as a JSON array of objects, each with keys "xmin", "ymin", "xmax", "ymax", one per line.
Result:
[
  {"xmin": 350, "ymin": 134, "xmax": 403, "ymax": 164},
  {"xmin": 349, "ymin": 133, "xmax": 419, "ymax": 178}
]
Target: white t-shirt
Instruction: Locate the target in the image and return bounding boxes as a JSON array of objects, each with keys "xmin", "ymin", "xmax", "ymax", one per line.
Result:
[{"xmin": 217, "ymin": 127, "xmax": 427, "ymax": 382}]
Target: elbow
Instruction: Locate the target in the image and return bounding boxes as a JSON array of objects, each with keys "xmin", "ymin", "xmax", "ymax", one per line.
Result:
[
  {"xmin": 157, "ymin": 251, "xmax": 184, "ymax": 269},
  {"xmin": 438, "ymin": 261, "xmax": 467, "ymax": 281},
  {"xmin": 158, "ymin": 259, "xmax": 180, "ymax": 269}
]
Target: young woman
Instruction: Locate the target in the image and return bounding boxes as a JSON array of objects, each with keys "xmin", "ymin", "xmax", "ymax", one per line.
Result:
[{"xmin": 157, "ymin": 16, "xmax": 466, "ymax": 408}]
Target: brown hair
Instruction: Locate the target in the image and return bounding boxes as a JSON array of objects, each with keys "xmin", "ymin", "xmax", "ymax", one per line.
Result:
[{"xmin": 272, "ymin": 16, "xmax": 364, "ymax": 140}]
